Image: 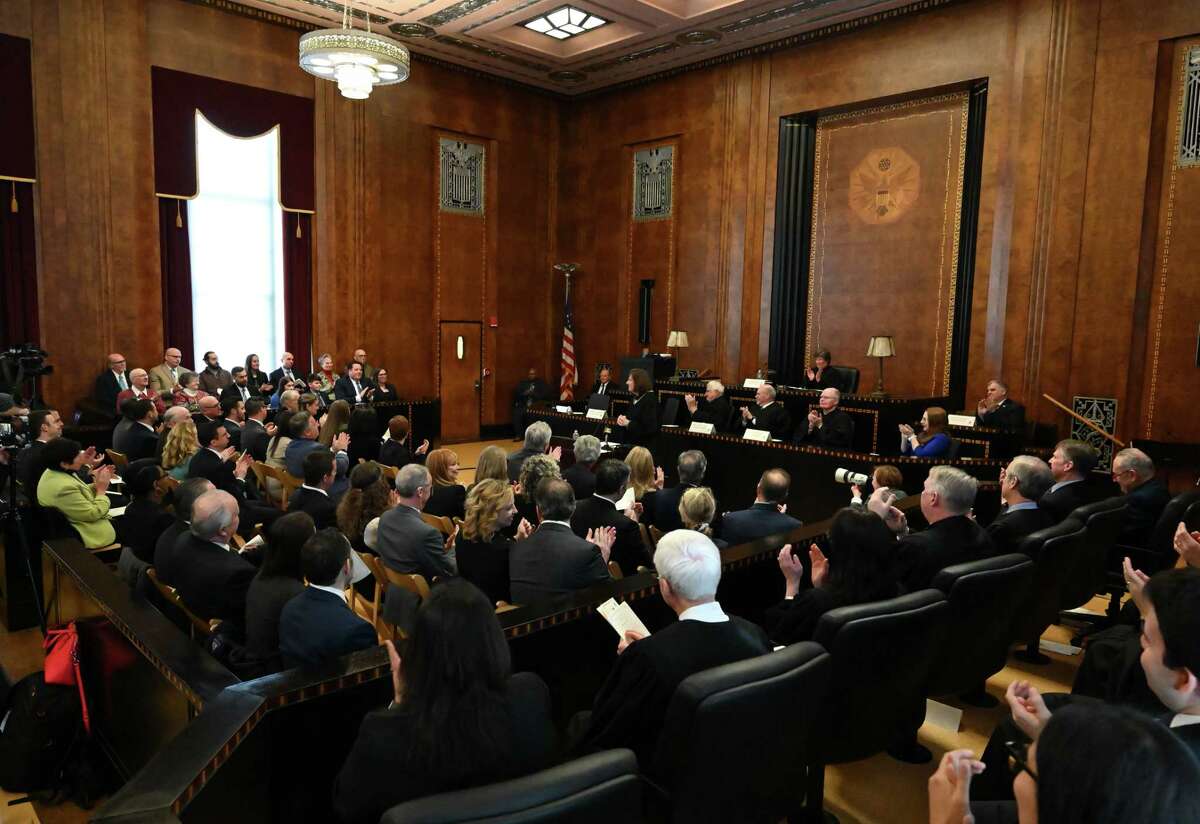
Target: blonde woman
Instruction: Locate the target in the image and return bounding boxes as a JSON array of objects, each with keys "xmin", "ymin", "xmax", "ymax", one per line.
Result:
[
  {"xmin": 624, "ymin": 446, "xmax": 664, "ymax": 501},
  {"xmin": 162, "ymin": 418, "xmax": 200, "ymax": 481},
  {"xmin": 424, "ymin": 448, "xmax": 466, "ymax": 519},
  {"xmin": 679, "ymin": 487, "xmax": 726, "ymax": 547},
  {"xmin": 457, "ymin": 479, "xmax": 533, "ymax": 604},
  {"xmin": 319, "ymin": 399, "xmax": 352, "ymax": 448},
  {"xmin": 471, "ymin": 445, "xmax": 509, "ymax": 488}
]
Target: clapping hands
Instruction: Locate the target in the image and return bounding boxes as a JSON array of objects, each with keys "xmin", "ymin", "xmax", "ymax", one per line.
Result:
[
  {"xmin": 586, "ymin": 525, "xmax": 617, "ymax": 561},
  {"xmin": 1173, "ymin": 522, "xmax": 1200, "ymax": 569},
  {"xmin": 415, "ymin": 439, "xmax": 430, "ymax": 456},
  {"xmin": 332, "ymin": 432, "xmax": 350, "ymax": 452},
  {"xmin": 1005, "ymin": 680, "xmax": 1051, "ymax": 740},
  {"xmin": 928, "ymin": 749, "xmax": 985, "ymax": 824}
]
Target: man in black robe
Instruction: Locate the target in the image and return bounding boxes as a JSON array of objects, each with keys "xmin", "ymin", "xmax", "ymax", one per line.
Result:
[{"xmin": 795, "ymin": 388, "xmax": 855, "ymax": 449}]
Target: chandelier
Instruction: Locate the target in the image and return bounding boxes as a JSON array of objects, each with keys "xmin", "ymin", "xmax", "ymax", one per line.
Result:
[{"xmin": 298, "ymin": 0, "xmax": 410, "ymax": 100}]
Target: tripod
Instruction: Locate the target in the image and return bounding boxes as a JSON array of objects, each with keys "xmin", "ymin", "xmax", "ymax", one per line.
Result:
[{"xmin": 0, "ymin": 446, "xmax": 48, "ymax": 636}]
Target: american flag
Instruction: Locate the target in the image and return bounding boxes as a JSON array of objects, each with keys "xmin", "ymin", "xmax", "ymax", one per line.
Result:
[{"xmin": 559, "ymin": 283, "xmax": 576, "ymax": 401}]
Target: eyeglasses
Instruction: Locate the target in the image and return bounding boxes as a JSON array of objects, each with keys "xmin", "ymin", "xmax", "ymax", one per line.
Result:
[
  {"xmin": 1005, "ymin": 739, "xmax": 1037, "ymax": 782},
  {"xmin": 1111, "ymin": 467, "xmax": 1131, "ymax": 480}
]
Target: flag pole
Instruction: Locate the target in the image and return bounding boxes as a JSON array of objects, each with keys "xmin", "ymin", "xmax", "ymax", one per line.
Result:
[{"xmin": 554, "ymin": 263, "xmax": 580, "ymax": 403}]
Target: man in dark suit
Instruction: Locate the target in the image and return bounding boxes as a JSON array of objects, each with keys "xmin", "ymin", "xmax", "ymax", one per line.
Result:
[
  {"xmin": 17, "ymin": 408, "xmax": 63, "ymax": 495},
  {"xmin": 269, "ymin": 352, "xmax": 299, "ymax": 391},
  {"xmin": 220, "ymin": 367, "xmax": 254, "ymax": 406},
  {"xmin": 114, "ymin": 398, "xmax": 159, "ymax": 462},
  {"xmin": 511, "ymin": 368, "xmax": 554, "ymax": 439},
  {"xmin": 170, "ymin": 490, "xmax": 256, "ymax": 625},
  {"xmin": 1040, "ymin": 439, "xmax": 1100, "ymax": 522},
  {"xmin": 188, "ymin": 420, "xmax": 280, "ymax": 533},
  {"xmin": 154, "ymin": 477, "xmax": 214, "ymax": 586},
  {"xmin": 376, "ymin": 463, "xmax": 457, "ymax": 628},
  {"xmin": 571, "ymin": 460, "xmax": 647, "ymax": 577},
  {"xmin": 739, "ymin": 383, "xmax": 791, "ymax": 439},
  {"xmin": 563, "ymin": 434, "xmax": 600, "ymax": 499},
  {"xmin": 1113, "ymin": 447, "xmax": 1172, "ymax": 548},
  {"xmin": 288, "ymin": 450, "xmax": 339, "ymax": 529},
  {"xmin": 796, "ymin": 388, "xmax": 855, "ymax": 449},
  {"xmin": 652, "ymin": 450, "xmax": 707, "ymax": 532},
  {"xmin": 509, "ymin": 479, "xmax": 615, "ymax": 605},
  {"xmin": 683, "ymin": 381, "xmax": 732, "ymax": 433},
  {"xmin": 93, "ymin": 353, "xmax": 128, "ymax": 413},
  {"xmin": 334, "ymin": 361, "xmax": 374, "ymax": 405},
  {"xmin": 279, "ymin": 528, "xmax": 377, "ymax": 669},
  {"xmin": 508, "ymin": 420, "xmax": 553, "ymax": 482},
  {"xmin": 284, "ymin": 412, "xmax": 350, "ymax": 498},
  {"xmin": 975, "ymin": 378, "xmax": 1025, "ymax": 432},
  {"xmin": 574, "ymin": 529, "xmax": 773, "ymax": 769},
  {"xmin": 198, "ymin": 351, "xmax": 233, "ymax": 396},
  {"xmin": 870, "ymin": 465, "xmax": 996, "ymax": 592},
  {"xmin": 719, "ymin": 468, "xmax": 801, "ymax": 546},
  {"xmin": 987, "ymin": 456, "xmax": 1054, "ymax": 557},
  {"xmin": 219, "ymin": 396, "xmax": 245, "ymax": 451},
  {"xmin": 589, "ymin": 366, "xmax": 615, "ymax": 397},
  {"xmin": 240, "ymin": 398, "xmax": 274, "ymax": 463}
]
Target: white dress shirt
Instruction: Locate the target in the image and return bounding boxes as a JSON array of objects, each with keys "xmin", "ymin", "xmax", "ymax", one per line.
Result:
[{"xmin": 678, "ymin": 601, "xmax": 729, "ymax": 623}]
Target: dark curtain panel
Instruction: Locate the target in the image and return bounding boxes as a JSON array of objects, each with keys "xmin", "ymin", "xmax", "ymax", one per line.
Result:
[
  {"xmin": 0, "ymin": 182, "xmax": 39, "ymax": 346},
  {"xmin": 159, "ymin": 198, "xmax": 195, "ymax": 368},
  {"xmin": 0, "ymin": 34, "xmax": 37, "ymax": 181},
  {"xmin": 283, "ymin": 212, "xmax": 313, "ymax": 374}
]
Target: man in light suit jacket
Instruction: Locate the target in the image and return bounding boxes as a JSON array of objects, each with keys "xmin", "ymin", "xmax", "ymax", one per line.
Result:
[
  {"xmin": 718, "ymin": 468, "xmax": 802, "ymax": 547},
  {"xmin": 149, "ymin": 348, "xmax": 185, "ymax": 395},
  {"xmin": 283, "ymin": 412, "xmax": 350, "ymax": 498},
  {"xmin": 510, "ymin": 479, "xmax": 614, "ymax": 606},
  {"xmin": 279, "ymin": 529, "xmax": 377, "ymax": 669}
]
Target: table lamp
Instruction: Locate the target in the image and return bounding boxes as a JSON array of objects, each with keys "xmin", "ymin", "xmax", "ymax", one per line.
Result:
[
  {"xmin": 667, "ymin": 329, "xmax": 689, "ymax": 375},
  {"xmin": 865, "ymin": 335, "xmax": 896, "ymax": 398}
]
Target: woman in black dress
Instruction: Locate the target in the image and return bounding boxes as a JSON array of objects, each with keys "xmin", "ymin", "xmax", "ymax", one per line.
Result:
[
  {"xmin": 371, "ymin": 367, "xmax": 398, "ymax": 402},
  {"xmin": 379, "ymin": 415, "xmax": 429, "ymax": 469},
  {"xmin": 456, "ymin": 479, "xmax": 534, "ymax": 605},
  {"xmin": 244, "ymin": 354, "xmax": 274, "ymax": 397},
  {"xmin": 762, "ymin": 507, "xmax": 899, "ymax": 645},
  {"xmin": 801, "ymin": 349, "xmax": 838, "ymax": 390},
  {"xmin": 423, "ymin": 448, "xmax": 466, "ymax": 520},
  {"xmin": 347, "ymin": 407, "xmax": 380, "ymax": 466},
  {"xmin": 244, "ymin": 512, "xmax": 314, "ymax": 667},
  {"xmin": 616, "ymin": 367, "xmax": 659, "ymax": 445},
  {"xmin": 336, "ymin": 462, "xmax": 393, "ymax": 553}
]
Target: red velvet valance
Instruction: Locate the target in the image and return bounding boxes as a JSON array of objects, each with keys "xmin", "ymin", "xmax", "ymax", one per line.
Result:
[
  {"xmin": 151, "ymin": 67, "xmax": 314, "ymax": 211},
  {"xmin": 0, "ymin": 34, "xmax": 36, "ymax": 181}
]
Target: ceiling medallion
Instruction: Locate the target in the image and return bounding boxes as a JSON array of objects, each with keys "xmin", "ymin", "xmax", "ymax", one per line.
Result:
[
  {"xmin": 675, "ymin": 30, "xmax": 722, "ymax": 46},
  {"xmin": 299, "ymin": 0, "xmax": 410, "ymax": 99},
  {"xmin": 548, "ymin": 70, "xmax": 587, "ymax": 84},
  {"xmin": 389, "ymin": 22, "xmax": 437, "ymax": 38}
]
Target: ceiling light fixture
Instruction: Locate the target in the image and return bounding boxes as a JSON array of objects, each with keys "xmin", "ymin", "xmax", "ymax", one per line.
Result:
[
  {"xmin": 299, "ymin": 0, "xmax": 410, "ymax": 99},
  {"xmin": 523, "ymin": 5, "xmax": 608, "ymax": 40}
]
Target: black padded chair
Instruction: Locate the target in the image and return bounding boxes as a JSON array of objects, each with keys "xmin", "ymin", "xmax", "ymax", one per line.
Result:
[
  {"xmin": 379, "ymin": 749, "xmax": 642, "ymax": 824},
  {"xmin": 652, "ymin": 642, "xmax": 832, "ymax": 823},
  {"xmin": 1012, "ymin": 517, "xmax": 1086, "ymax": 663},
  {"xmin": 944, "ymin": 438, "xmax": 963, "ymax": 460},
  {"xmin": 1061, "ymin": 497, "xmax": 1127, "ymax": 611},
  {"xmin": 1114, "ymin": 490, "xmax": 1200, "ymax": 577},
  {"xmin": 660, "ymin": 396, "xmax": 680, "ymax": 427},
  {"xmin": 806, "ymin": 590, "xmax": 949, "ymax": 813},
  {"xmin": 928, "ymin": 554, "xmax": 1034, "ymax": 705},
  {"xmin": 829, "ymin": 366, "xmax": 860, "ymax": 395}
]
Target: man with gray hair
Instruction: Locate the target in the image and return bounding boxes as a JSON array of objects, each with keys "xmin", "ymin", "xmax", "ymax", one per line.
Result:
[
  {"xmin": 987, "ymin": 456, "xmax": 1054, "ymax": 556},
  {"xmin": 170, "ymin": 489, "xmax": 256, "ymax": 626},
  {"xmin": 564, "ymin": 434, "xmax": 602, "ymax": 499},
  {"xmin": 376, "ymin": 463, "xmax": 457, "ymax": 629},
  {"xmin": 684, "ymin": 380, "xmax": 732, "ymax": 433},
  {"xmin": 797, "ymin": 387, "xmax": 854, "ymax": 449},
  {"xmin": 740, "ymin": 382, "xmax": 791, "ymax": 439},
  {"xmin": 1112, "ymin": 447, "xmax": 1171, "ymax": 547},
  {"xmin": 653, "ymin": 449, "xmax": 709, "ymax": 532},
  {"xmin": 507, "ymin": 419, "xmax": 555, "ymax": 482},
  {"xmin": 575, "ymin": 529, "xmax": 771, "ymax": 767},
  {"xmin": 975, "ymin": 378, "xmax": 1025, "ymax": 432},
  {"xmin": 870, "ymin": 465, "xmax": 995, "ymax": 592}
]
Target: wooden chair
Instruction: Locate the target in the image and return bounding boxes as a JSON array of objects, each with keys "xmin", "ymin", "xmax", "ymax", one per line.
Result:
[
  {"xmin": 638, "ymin": 523, "xmax": 656, "ymax": 552},
  {"xmin": 495, "ymin": 602, "xmax": 521, "ymax": 614},
  {"xmin": 608, "ymin": 560, "xmax": 624, "ymax": 580},
  {"xmin": 357, "ymin": 552, "xmax": 399, "ymax": 642},
  {"xmin": 420, "ymin": 512, "xmax": 458, "ymax": 551},
  {"xmin": 249, "ymin": 462, "xmax": 280, "ymax": 509},
  {"xmin": 382, "ymin": 564, "xmax": 433, "ymax": 603},
  {"xmin": 260, "ymin": 464, "xmax": 302, "ymax": 509},
  {"xmin": 649, "ymin": 525, "xmax": 665, "ymax": 546},
  {"xmin": 379, "ymin": 464, "xmax": 398, "ymax": 484},
  {"xmin": 146, "ymin": 568, "xmax": 216, "ymax": 639},
  {"xmin": 105, "ymin": 449, "xmax": 129, "ymax": 470}
]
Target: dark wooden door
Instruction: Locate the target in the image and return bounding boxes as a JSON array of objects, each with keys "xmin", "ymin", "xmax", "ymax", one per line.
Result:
[{"xmin": 439, "ymin": 322, "xmax": 482, "ymax": 443}]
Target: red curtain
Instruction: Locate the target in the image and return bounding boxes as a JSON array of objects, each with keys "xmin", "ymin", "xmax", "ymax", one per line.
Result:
[
  {"xmin": 283, "ymin": 213, "xmax": 313, "ymax": 374},
  {"xmin": 0, "ymin": 34, "xmax": 38, "ymax": 348},
  {"xmin": 159, "ymin": 198, "xmax": 195, "ymax": 368}
]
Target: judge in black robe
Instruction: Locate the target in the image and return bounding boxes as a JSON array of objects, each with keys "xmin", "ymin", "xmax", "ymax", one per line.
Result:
[
  {"xmin": 684, "ymin": 387, "xmax": 732, "ymax": 432},
  {"xmin": 795, "ymin": 389, "xmax": 855, "ymax": 449}
]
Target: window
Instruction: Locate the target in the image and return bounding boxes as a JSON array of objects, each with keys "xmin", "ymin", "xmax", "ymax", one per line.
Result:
[
  {"xmin": 1180, "ymin": 47, "xmax": 1200, "ymax": 167},
  {"xmin": 188, "ymin": 112, "xmax": 286, "ymax": 369},
  {"xmin": 523, "ymin": 5, "xmax": 607, "ymax": 40}
]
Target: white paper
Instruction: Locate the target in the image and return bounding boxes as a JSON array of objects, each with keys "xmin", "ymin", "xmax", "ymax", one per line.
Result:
[
  {"xmin": 555, "ymin": 405, "xmax": 572, "ymax": 413},
  {"xmin": 615, "ymin": 487, "xmax": 635, "ymax": 511},
  {"xmin": 742, "ymin": 378, "xmax": 766, "ymax": 389},
  {"xmin": 689, "ymin": 422, "xmax": 715, "ymax": 435},
  {"xmin": 925, "ymin": 699, "xmax": 964, "ymax": 732},
  {"xmin": 586, "ymin": 408, "xmax": 606, "ymax": 420},
  {"xmin": 349, "ymin": 549, "xmax": 371, "ymax": 584},
  {"xmin": 743, "ymin": 428, "xmax": 770, "ymax": 442},
  {"xmin": 597, "ymin": 598, "xmax": 651, "ymax": 639},
  {"xmin": 243, "ymin": 534, "xmax": 265, "ymax": 549},
  {"xmin": 108, "ymin": 506, "xmax": 127, "ymax": 518},
  {"xmin": 947, "ymin": 414, "xmax": 976, "ymax": 428},
  {"xmin": 1039, "ymin": 639, "xmax": 1081, "ymax": 656}
]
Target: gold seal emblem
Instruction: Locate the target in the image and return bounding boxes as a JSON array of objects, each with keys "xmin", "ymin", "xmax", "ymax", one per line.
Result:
[{"xmin": 849, "ymin": 147, "xmax": 920, "ymax": 224}]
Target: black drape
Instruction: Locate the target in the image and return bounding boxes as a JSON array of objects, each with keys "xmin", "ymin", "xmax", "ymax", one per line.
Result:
[
  {"xmin": 0, "ymin": 34, "xmax": 39, "ymax": 348},
  {"xmin": 159, "ymin": 198, "xmax": 195, "ymax": 368}
]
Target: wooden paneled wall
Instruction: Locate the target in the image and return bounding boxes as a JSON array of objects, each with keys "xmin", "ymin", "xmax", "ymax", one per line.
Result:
[{"xmin": 4, "ymin": 0, "xmax": 1199, "ymax": 442}]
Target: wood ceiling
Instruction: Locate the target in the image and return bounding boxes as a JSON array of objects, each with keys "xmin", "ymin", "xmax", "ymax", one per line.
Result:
[{"xmin": 209, "ymin": 0, "xmax": 949, "ymax": 95}]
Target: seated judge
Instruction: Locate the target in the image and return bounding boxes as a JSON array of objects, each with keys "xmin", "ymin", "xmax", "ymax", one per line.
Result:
[
  {"xmin": 220, "ymin": 366, "xmax": 254, "ymax": 406},
  {"xmin": 801, "ymin": 348, "xmax": 839, "ymax": 390},
  {"xmin": 571, "ymin": 459, "xmax": 647, "ymax": 577},
  {"xmin": 171, "ymin": 490, "xmax": 256, "ymax": 625},
  {"xmin": 796, "ymin": 387, "xmax": 855, "ymax": 449},
  {"xmin": 379, "ymin": 415, "xmax": 429, "ymax": 469},
  {"xmin": 508, "ymin": 479, "xmax": 615, "ymax": 605},
  {"xmin": 616, "ymin": 368, "xmax": 659, "ymax": 446},
  {"xmin": 457, "ymin": 479, "xmax": 533, "ymax": 605},
  {"xmin": 198, "ymin": 350, "xmax": 233, "ymax": 396},
  {"xmin": 115, "ymin": 367, "xmax": 166, "ymax": 416},
  {"xmin": 652, "ymin": 449, "xmax": 708, "ymax": 532},
  {"xmin": 899, "ymin": 406, "xmax": 951, "ymax": 458},
  {"xmin": 740, "ymin": 383, "xmax": 791, "ymax": 439},
  {"xmin": 507, "ymin": 420, "xmax": 554, "ymax": 482},
  {"xmin": 287, "ymin": 450, "xmax": 339, "ymax": 529},
  {"xmin": 511, "ymin": 368, "xmax": 555, "ymax": 439},
  {"xmin": 590, "ymin": 366, "xmax": 615, "ymax": 396},
  {"xmin": 563, "ymin": 434, "xmax": 600, "ymax": 500},
  {"xmin": 684, "ymin": 380, "xmax": 732, "ymax": 432},
  {"xmin": 371, "ymin": 367, "xmax": 398, "ymax": 401},
  {"xmin": 868, "ymin": 465, "xmax": 995, "ymax": 592},
  {"xmin": 1112, "ymin": 447, "xmax": 1171, "ymax": 548},
  {"xmin": 333, "ymin": 579, "xmax": 556, "ymax": 824},
  {"xmin": 763, "ymin": 508, "xmax": 900, "ymax": 645},
  {"xmin": 849, "ymin": 465, "xmax": 906, "ymax": 509},
  {"xmin": 1040, "ymin": 439, "xmax": 1100, "ymax": 522},
  {"xmin": 114, "ymin": 398, "xmax": 159, "ymax": 462},
  {"xmin": 37, "ymin": 438, "xmax": 117, "ymax": 549},
  {"xmin": 987, "ymin": 455, "xmax": 1054, "ymax": 557},
  {"xmin": 424, "ymin": 448, "xmax": 467, "ymax": 520},
  {"xmin": 278, "ymin": 528, "xmax": 377, "ymax": 669},
  {"xmin": 148, "ymin": 347, "xmax": 184, "ymax": 395},
  {"xmin": 975, "ymin": 377, "xmax": 1026, "ymax": 432},
  {"xmin": 334, "ymin": 361, "xmax": 374, "ymax": 405},
  {"xmin": 244, "ymin": 511, "xmax": 313, "ymax": 667},
  {"xmin": 93, "ymin": 353, "xmax": 128, "ymax": 413},
  {"xmin": 573, "ymin": 529, "xmax": 772, "ymax": 769},
  {"xmin": 718, "ymin": 468, "xmax": 801, "ymax": 546}
]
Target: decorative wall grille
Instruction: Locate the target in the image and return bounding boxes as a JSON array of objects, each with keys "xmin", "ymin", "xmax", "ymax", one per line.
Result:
[
  {"xmin": 633, "ymin": 145, "xmax": 674, "ymax": 221},
  {"xmin": 1071, "ymin": 395, "xmax": 1118, "ymax": 471},
  {"xmin": 1180, "ymin": 47, "xmax": 1200, "ymax": 167},
  {"xmin": 439, "ymin": 139, "xmax": 485, "ymax": 215}
]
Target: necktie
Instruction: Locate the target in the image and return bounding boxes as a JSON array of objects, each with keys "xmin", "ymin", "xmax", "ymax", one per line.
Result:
[
  {"xmin": 117, "ymin": 373, "xmax": 127, "ymax": 390},
  {"xmin": 599, "ymin": 383, "xmax": 605, "ymax": 394},
  {"xmin": 241, "ymin": 386, "xmax": 249, "ymax": 401},
  {"xmin": 170, "ymin": 367, "xmax": 177, "ymax": 382},
  {"xmin": 353, "ymin": 381, "xmax": 361, "ymax": 400}
]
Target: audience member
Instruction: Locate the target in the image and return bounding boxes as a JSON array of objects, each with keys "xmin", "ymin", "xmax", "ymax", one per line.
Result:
[
  {"xmin": 764, "ymin": 508, "xmax": 899, "ymax": 644},
  {"xmin": 378, "ymin": 415, "xmax": 428, "ymax": 469},
  {"xmin": 115, "ymin": 368, "xmax": 166, "ymax": 415},
  {"xmin": 245, "ymin": 512, "xmax": 314, "ymax": 667},
  {"xmin": 243, "ymin": 354, "xmax": 273, "ymax": 397},
  {"xmin": 93, "ymin": 353, "xmax": 128, "ymax": 412},
  {"xmin": 311, "ymin": 353, "xmax": 337, "ymax": 406},
  {"xmin": 219, "ymin": 396, "xmax": 244, "ymax": 450},
  {"xmin": 156, "ymin": 405, "xmax": 191, "ymax": 464},
  {"xmin": 678, "ymin": 487, "xmax": 723, "ymax": 546},
  {"xmin": 36, "ymin": 438, "xmax": 116, "ymax": 549},
  {"xmin": 195, "ymin": 395, "xmax": 222, "ymax": 425},
  {"xmin": 337, "ymin": 462, "xmax": 393, "ymax": 553},
  {"xmin": 849, "ymin": 465, "xmax": 906, "ymax": 509},
  {"xmin": 900, "ymin": 406, "xmax": 951, "ymax": 457},
  {"xmin": 334, "ymin": 361, "xmax": 374, "ymax": 404},
  {"xmin": 173, "ymin": 370, "xmax": 208, "ymax": 412},
  {"xmin": 574, "ymin": 529, "xmax": 772, "ymax": 768},
  {"xmin": 457, "ymin": 479, "xmax": 532, "ymax": 605},
  {"xmin": 171, "ymin": 490, "xmax": 255, "ymax": 624},
  {"xmin": 513, "ymin": 453, "xmax": 560, "ymax": 532},
  {"xmin": 287, "ymin": 450, "xmax": 339, "ymax": 529},
  {"xmin": 797, "ymin": 388, "xmax": 855, "ymax": 449},
  {"xmin": 1112, "ymin": 447, "xmax": 1171, "ymax": 547},
  {"xmin": 117, "ymin": 461, "xmax": 175, "ymax": 563},
  {"xmin": 198, "ymin": 351, "xmax": 233, "ymax": 395},
  {"xmin": 153, "ymin": 478, "xmax": 213, "ymax": 585},
  {"xmin": 285, "ymin": 412, "xmax": 350, "ymax": 498},
  {"xmin": 278, "ymin": 528, "xmax": 376, "ymax": 669},
  {"xmin": 346, "ymin": 407, "xmax": 380, "ymax": 466},
  {"xmin": 162, "ymin": 419, "xmax": 200, "ymax": 481},
  {"xmin": 508, "ymin": 420, "xmax": 553, "ymax": 482},
  {"xmin": 273, "ymin": 387, "xmax": 300, "ymax": 426},
  {"xmin": 1040, "ymin": 439, "xmax": 1100, "ymax": 522},
  {"xmin": 616, "ymin": 368, "xmax": 659, "ymax": 445},
  {"xmin": 18, "ymin": 407, "xmax": 63, "ymax": 494},
  {"xmin": 318, "ymin": 399, "xmax": 352, "ymax": 448},
  {"xmin": 371, "ymin": 367, "xmax": 398, "ymax": 401},
  {"xmin": 470, "ymin": 444, "xmax": 508, "ymax": 488},
  {"xmin": 148, "ymin": 347, "xmax": 184, "ymax": 394},
  {"xmin": 987, "ymin": 456, "xmax": 1053, "ymax": 556},
  {"xmin": 740, "ymin": 383, "xmax": 790, "ymax": 439},
  {"xmin": 719, "ymin": 468, "xmax": 801, "ymax": 546},
  {"xmin": 188, "ymin": 420, "xmax": 254, "ymax": 498},
  {"xmin": 220, "ymin": 366, "xmax": 253, "ymax": 405},
  {"xmin": 563, "ymin": 434, "xmax": 601, "ymax": 499},
  {"xmin": 571, "ymin": 459, "xmax": 647, "ymax": 576},
  {"xmin": 684, "ymin": 380, "xmax": 732, "ymax": 432},
  {"xmin": 240, "ymin": 398, "xmax": 274, "ymax": 462},
  {"xmin": 269, "ymin": 352, "xmax": 299, "ymax": 390},
  {"xmin": 974, "ymin": 378, "xmax": 1026, "ymax": 432},
  {"xmin": 652, "ymin": 449, "xmax": 707, "ymax": 531},
  {"xmin": 624, "ymin": 446, "xmax": 664, "ymax": 507},
  {"xmin": 351, "ymin": 348, "xmax": 377, "ymax": 382},
  {"xmin": 509, "ymin": 479, "xmax": 614, "ymax": 605},
  {"xmin": 333, "ymin": 578, "xmax": 556, "ymax": 824},
  {"xmin": 424, "ymin": 448, "xmax": 467, "ymax": 519}
]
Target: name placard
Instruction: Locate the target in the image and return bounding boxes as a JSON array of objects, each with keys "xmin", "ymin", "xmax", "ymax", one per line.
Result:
[
  {"xmin": 743, "ymin": 428, "xmax": 771, "ymax": 442},
  {"xmin": 948, "ymin": 414, "xmax": 976, "ymax": 428},
  {"xmin": 555, "ymin": 405, "xmax": 573, "ymax": 413},
  {"xmin": 586, "ymin": 408, "xmax": 606, "ymax": 420},
  {"xmin": 689, "ymin": 422, "xmax": 715, "ymax": 435},
  {"xmin": 743, "ymin": 378, "xmax": 766, "ymax": 389}
]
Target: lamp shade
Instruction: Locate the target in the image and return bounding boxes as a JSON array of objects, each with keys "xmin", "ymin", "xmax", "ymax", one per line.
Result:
[
  {"xmin": 667, "ymin": 330, "xmax": 690, "ymax": 348},
  {"xmin": 866, "ymin": 335, "xmax": 896, "ymax": 358}
]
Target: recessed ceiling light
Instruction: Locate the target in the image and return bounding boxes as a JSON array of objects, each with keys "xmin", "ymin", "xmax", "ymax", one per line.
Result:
[{"xmin": 521, "ymin": 5, "xmax": 608, "ymax": 40}]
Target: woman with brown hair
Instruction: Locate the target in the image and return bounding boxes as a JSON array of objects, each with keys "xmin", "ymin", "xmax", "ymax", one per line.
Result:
[
  {"xmin": 337, "ymin": 461, "xmax": 394, "ymax": 552},
  {"xmin": 471, "ymin": 445, "xmax": 509, "ymax": 489},
  {"xmin": 456, "ymin": 479, "xmax": 534, "ymax": 604},
  {"xmin": 616, "ymin": 367, "xmax": 659, "ymax": 445},
  {"xmin": 899, "ymin": 406, "xmax": 951, "ymax": 458},
  {"xmin": 319, "ymin": 399, "xmax": 352, "ymax": 448},
  {"xmin": 379, "ymin": 415, "xmax": 429, "ymax": 469},
  {"xmin": 424, "ymin": 448, "xmax": 467, "ymax": 519}
]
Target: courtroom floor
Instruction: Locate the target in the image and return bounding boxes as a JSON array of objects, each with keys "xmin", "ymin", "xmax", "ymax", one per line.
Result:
[{"xmin": 0, "ymin": 437, "xmax": 1103, "ymax": 824}]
